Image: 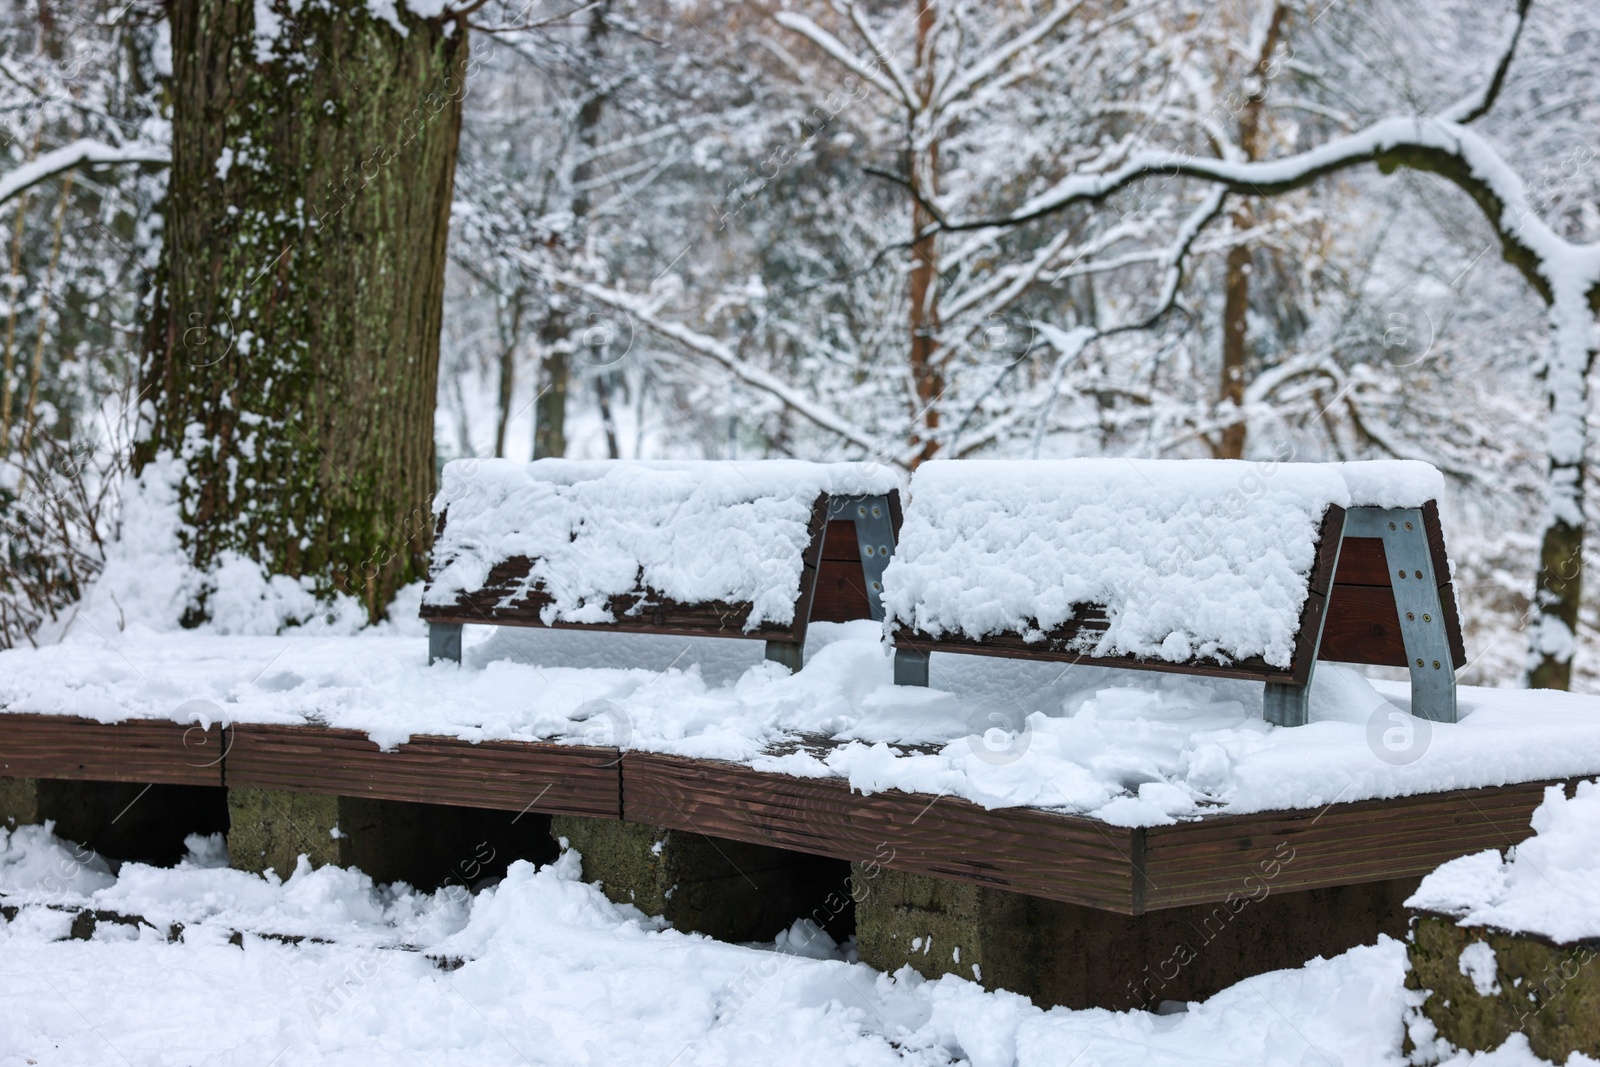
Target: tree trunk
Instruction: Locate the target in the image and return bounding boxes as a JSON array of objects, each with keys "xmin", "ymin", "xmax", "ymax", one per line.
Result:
[
  {"xmin": 1526, "ymin": 296, "xmax": 1599, "ymax": 689},
  {"xmin": 596, "ymin": 374, "xmax": 619, "ymax": 459},
  {"xmin": 494, "ymin": 300, "xmax": 524, "ymax": 458},
  {"xmin": 907, "ymin": 0, "xmax": 942, "ymax": 467},
  {"xmin": 531, "ymin": 1, "xmax": 610, "ymax": 461},
  {"xmin": 1210, "ymin": 6, "xmax": 1287, "ymax": 460},
  {"xmin": 1215, "ymin": 235, "xmax": 1251, "ymax": 459},
  {"xmin": 136, "ymin": 1, "xmax": 466, "ymax": 623},
  {"xmin": 533, "ymin": 311, "xmax": 571, "ymax": 460}
]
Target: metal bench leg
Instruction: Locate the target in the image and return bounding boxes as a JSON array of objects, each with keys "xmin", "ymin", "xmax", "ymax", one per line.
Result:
[
  {"xmin": 894, "ymin": 647, "xmax": 930, "ymax": 687},
  {"xmin": 429, "ymin": 622, "xmax": 463, "ymax": 665},
  {"xmin": 1343, "ymin": 507, "xmax": 1458, "ymax": 723},
  {"xmin": 832, "ymin": 494, "xmax": 896, "ymax": 621},
  {"xmin": 1263, "ymin": 681, "xmax": 1310, "ymax": 727},
  {"xmin": 765, "ymin": 640, "xmax": 803, "ymax": 672}
]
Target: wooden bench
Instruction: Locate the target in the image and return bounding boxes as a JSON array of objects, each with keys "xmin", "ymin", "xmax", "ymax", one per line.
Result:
[
  {"xmin": 883, "ymin": 459, "xmax": 1465, "ymax": 726},
  {"xmin": 420, "ymin": 459, "xmax": 902, "ymax": 670}
]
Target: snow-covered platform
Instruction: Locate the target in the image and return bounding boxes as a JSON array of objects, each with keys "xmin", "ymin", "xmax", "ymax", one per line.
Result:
[{"xmin": 3, "ymin": 618, "xmax": 1597, "ymax": 915}]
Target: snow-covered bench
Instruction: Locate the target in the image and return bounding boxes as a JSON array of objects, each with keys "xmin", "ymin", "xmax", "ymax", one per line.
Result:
[
  {"xmin": 420, "ymin": 459, "xmax": 902, "ymax": 670},
  {"xmin": 882, "ymin": 459, "xmax": 1466, "ymax": 725}
]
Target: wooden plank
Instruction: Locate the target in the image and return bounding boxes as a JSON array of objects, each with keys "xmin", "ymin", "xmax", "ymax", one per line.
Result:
[
  {"xmin": 1141, "ymin": 782, "xmax": 1555, "ymax": 910},
  {"xmin": 623, "ymin": 752, "xmax": 1140, "ymax": 912},
  {"xmin": 1332, "ymin": 537, "xmax": 1391, "ymax": 587},
  {"xmin": 1420, "ymin": 502, "xmax": 1467, "ymax": 666},
  {"xmin": 1319, "ymin": 583, "xmax": 1407, "ymax": 666},
  {"xmin": 0, "ymin": 715, "xmax": 225, "ymax": 787},
  {"xmin": 810, "ymin": 558, "xmax": 872, "ymax": 623},
  {"xmin": 1422, "ymin": 500, "xmax": 1454, "ymax": 586},
  {"xmin": 1306, "ymin": 505, "xmax": 1347, "ymax": 596},
  {"xmin": 820, "ymin": 519, "xmax": 861, "ymax": 562},
  {"xmin": 226, "ymin": 724, "xmax": 621, "ymax": 818},
  {"xmin": 1280, "ymin": 505, "xmax": 1347, "ymax": 685},
  {"xmin": 893, "ymin": 622, "xmax": 1293, "ymax": 683},
  {"xmin": 1440, "ymin": 581, "xmax": 1468, "ymax": 668},
  {"xmin": 790, "ymin": 493, "xmax": 830, "ymax": 645},
  {"xmin": 420, "ymin": 575, "xmax": 796, "ymax": 641}
]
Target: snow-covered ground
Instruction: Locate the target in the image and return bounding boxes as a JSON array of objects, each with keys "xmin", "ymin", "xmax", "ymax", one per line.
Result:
[
  {"xmin": 5, "ymin": 614, "xmax": 1600, "ymax": 827},
  {"xmin": 0, "ymin": 824, "xmax": 1495, "ymax": 1067},
  {"xmin": 5, "ymin": 467, "xmax": 1598, "ymax": 1065}
]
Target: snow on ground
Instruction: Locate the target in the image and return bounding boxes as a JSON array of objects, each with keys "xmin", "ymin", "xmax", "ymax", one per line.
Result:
[
  {"xmin": 1408, "ymin": 779, "xmax": 1600, "ymax": 943},
  {"xmin": 0, "ymin": 823, "xmax": 1441, "ymax": 1067},
  {"xmin": 5, "ymin": 617, "xmax": 1600, "ymax": 827}
]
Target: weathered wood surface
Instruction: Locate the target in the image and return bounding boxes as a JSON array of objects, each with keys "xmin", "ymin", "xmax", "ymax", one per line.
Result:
[
  {"xmin": 0, "ymin": 714, "xmax": 225, "ymax": 787},
  {"xmin": 622, "ymin": 748, "xmax": 1559, "ymax": 914},
  {"xmin": 1140, "ymin": 781, "xmax": 1554, "ymax": 910},
  {"xmin": 4, "ymin": 712, "xmax": 1555, "ymax": 915},
  {"xmin": 811, "ymin": 520, "xmax": 874, "ymax": 623},
  {"xmin": 226, "ymin": 724, "xmax": 621, "ymax": 818},
  {"xmin": 623, "ymin": 750, "xmax": 1142, "ymax": 911}
]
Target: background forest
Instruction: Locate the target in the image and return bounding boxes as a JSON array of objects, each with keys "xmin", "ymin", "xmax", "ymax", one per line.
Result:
[{"xmin": 0, "ymin": 0, "xmax": 1596, "ymax": 691}]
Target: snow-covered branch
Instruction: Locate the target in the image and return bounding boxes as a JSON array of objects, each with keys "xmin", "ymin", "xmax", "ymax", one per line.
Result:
[
  {"xmin": 771, "ymin": 12, "xmax": 909, "ymax": 110},
  {"xmin": 940, "ymin": 116, "xmax": 1600, "ymax": 307},
  {"xmin": 0, "ymin": 139, "xmax": 168, "ymax": 209},
  {"xmin": 557, "ymin": 276, "xmax": 893, "ymax": 462}
]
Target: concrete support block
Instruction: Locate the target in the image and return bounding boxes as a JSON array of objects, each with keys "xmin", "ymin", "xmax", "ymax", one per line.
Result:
[
  {"xmin": 854, "ymin": 863, "xmax": 1421, "ymax": 1010},
  {"xmin": 227, "ymin": 789, "xmax": 557, "ymax": 889},
  {"xmin": 2, "ymin": 776, "xmax": 227, "ymax": 865},
  {"xmin": 0, "ymin": 776, "xmax": 42, "ymax": 828},
  {"xmin": 552, "ymin": 815, "xmax": 851, "ymax": 943},
  {"xmin": 1407, "ymin": 914, "xmax": 1600, "ymax": 1061},
  {"xmin": 853, "ymin": 866, "xmax": 1026, "ymax": 988}
]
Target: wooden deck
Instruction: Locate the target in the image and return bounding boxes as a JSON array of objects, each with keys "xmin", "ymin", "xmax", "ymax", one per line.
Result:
[{"xmin": 0, "ymin": 712, "xmax": 1563, "ymax": 915}]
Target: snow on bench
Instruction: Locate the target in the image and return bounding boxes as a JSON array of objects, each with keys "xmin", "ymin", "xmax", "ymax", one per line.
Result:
[
  {"xmin": 420, "ymin": 459, "xmax": 902, "ymax": 670},
  {"xmin": 1409, "ymin": 779, "xmax": 1600, "ymax": 944},
  {"xmin": 882, "ymin": 458, "xmax": 1466, "ymax": 725}
]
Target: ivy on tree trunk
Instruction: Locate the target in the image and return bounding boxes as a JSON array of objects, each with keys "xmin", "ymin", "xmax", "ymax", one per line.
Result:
[{"xmin": 137, "ymin": 0, "xmax": 468, "ymax": 624}]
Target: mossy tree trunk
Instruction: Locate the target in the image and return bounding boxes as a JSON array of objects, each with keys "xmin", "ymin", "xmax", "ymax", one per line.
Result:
[{"xmin": 136, "ymin": 0, "xmax": 468, "ymax": 622}]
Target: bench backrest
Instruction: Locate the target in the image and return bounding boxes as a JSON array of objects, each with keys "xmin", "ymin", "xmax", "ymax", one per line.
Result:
[
  {"xmin": 421, "ymin": 458, "xmax": 901, "ymax": 666},
  {"xmin": 884, "ymin": 458, "xmax": 1464, "ymax": 724}
]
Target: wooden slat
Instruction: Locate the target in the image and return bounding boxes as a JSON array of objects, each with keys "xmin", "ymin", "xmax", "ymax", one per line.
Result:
[
  {"xmin": 1332, "ymin": 537, "xmax": 1391, "ymax": 587},
  {"xmin": 226, "ymin": 724, "xmax": 621, "ymax": 818},
  {"xmin": 420, "ymin": 576, "xmax": 797, "ymax": 642},
  {"xmin": 810, "ymin": 558, "xmax": 872, "ymax": 623},
  {"xmin": 1422, "ymin": 501, "xmax": 1454, "ymax": 587},
  {"xmin": 623, "ymin": 752, "xmax": 1140, "ymax": 912},
  {"xmin": 1140, "ymin": 782, "xmax": 1554, "ymax": 910},
  {"xmin": 0, "ymin": 715, "xmax": 224, "ymax": 787},
  {"xmin": 1440, "ymin": 582, "xmax": 1468, "ymax": 668},
  {"xmin": 1319, "ymin": 583, "xmax": 1407, "ymax": 666},
  {"xmin": 894, "ymin": 623, "xmax": 1293, "ymax": 683},
  {"xmin": 820, "ymin": 519, "xmax": 861, "ymax": 562}
]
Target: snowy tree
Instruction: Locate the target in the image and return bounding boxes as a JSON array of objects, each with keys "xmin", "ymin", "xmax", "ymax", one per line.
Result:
[
  {"xmin": 135, "ymin": 0, "xmax": 470, "ymax": 624},
  {"xmin": 935, "ymin": 0, "xmax": 1600, "ymax": 687}
]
